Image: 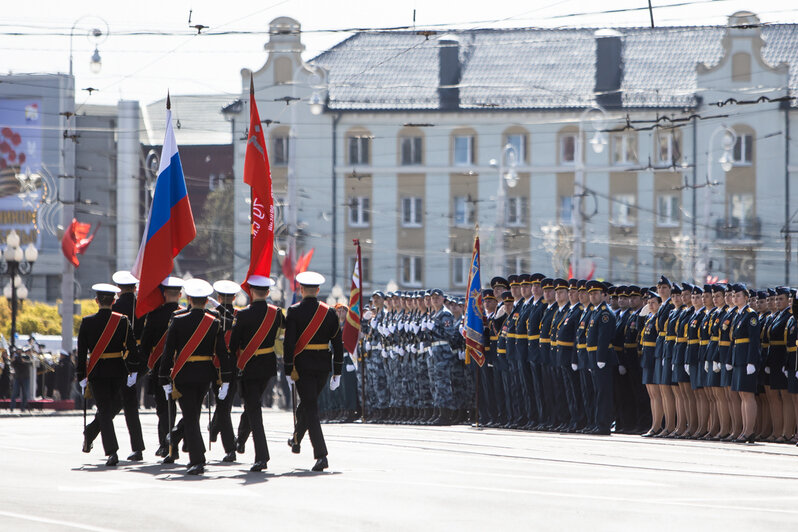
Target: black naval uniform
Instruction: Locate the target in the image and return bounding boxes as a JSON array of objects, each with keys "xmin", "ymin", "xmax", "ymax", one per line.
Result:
[
  {"xmin": 209, "ymin": 303, "xmax": 237, "ymax": 455},
  {"xmin": 159, "ymin": 308, "xmax": 232, "ymax": 467},
  {"xmin": 84, "ymin": 292, "xmax": 145, "ymax": 455},
  {"xmin": 283, "ymin": 296, "xmax": 344, "ymax": 460},
  {"xmin": 77, "ymin": 309, "xmax": 139, "ymax": 457},
  {"xmin": 139, "ymin": 301, "xmax": 182, "ymax": 450},
  {"xmin": 228, "ymin": 300, "xmax": 285, "ymax": 464}
]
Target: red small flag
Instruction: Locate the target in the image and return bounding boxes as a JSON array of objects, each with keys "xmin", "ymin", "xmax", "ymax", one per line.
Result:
[{"xmin": 61, "ymin": 218, "xmax": 97, "ymax": 267}]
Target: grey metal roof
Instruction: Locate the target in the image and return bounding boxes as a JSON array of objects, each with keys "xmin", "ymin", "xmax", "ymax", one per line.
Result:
[
  {"xmin": 311, "ymin": 25, "xmax": 798, "ymax": 111},
  {"xmin": 142, "ymin": 94, "xmax": 234, "ymax": 145}
]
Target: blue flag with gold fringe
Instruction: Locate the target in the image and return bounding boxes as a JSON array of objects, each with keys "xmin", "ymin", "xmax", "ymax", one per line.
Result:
[{"xmin": 464, "ymin": 233, "xmax": 485, "ymax": 366}]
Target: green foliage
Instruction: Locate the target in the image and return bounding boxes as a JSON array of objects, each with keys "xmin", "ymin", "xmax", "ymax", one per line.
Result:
[{"xmin": 0, "ymin": 297, "xmax": 101, "ymax": 337}]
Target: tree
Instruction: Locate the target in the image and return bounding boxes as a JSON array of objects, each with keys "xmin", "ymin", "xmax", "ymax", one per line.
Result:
[{"xmin": 185, "ymin": 181, "xmax": 234, "ymax": 279}]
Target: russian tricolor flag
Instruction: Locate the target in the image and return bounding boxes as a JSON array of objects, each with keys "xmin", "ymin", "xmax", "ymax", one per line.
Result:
[{"xmin": 132, "ymin": 95, "xmax": 196, "ymax": 318}]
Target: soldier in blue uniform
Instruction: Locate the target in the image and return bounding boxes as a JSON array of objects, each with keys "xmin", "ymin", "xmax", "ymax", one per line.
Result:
[
  {"xmin": 525, "ymin": 273, "xmax": 547, "ymax": 429},
  {"xmin": 585, "ymin": 280, "xmax": 617, "ymax": 435},
  {"xmin": 764, "ymin": 286, "xmax": 794, "ymax": 441},
  {"xmin": 479, "ymin": 289, "xmax": 499, "ymax": 426},
  {"xmin": 641, "ymin": 291, "xmax": 663, "ymax": 437},
  {"xmin": 427, "ymin": 288, "xmax": 458, "ymax": 425},
  {"xmin": 729, "ymin": 283, "xmax": 760, "ymax": 442}
]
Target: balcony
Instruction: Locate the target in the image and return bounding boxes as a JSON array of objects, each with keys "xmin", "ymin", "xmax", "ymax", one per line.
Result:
[{"xmin": 714, "ymin": 216, "xmax": 761, "ymax": 241}]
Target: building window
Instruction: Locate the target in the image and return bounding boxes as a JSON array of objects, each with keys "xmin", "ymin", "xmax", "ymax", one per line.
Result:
[
  {"xmin": 349, "ymin": 255, "xmax": 371, "ymax": 284},
  {"xmin": 513, "ymin": 256, "xmax": 530, "ymax": 274},
  {"xmin": 611, "ymin": 194, "xmax": 636, "ymax": 226},
  {"xmin": 348, "ymin": 136, "xmax": 371, "ymax": 165},
  {"xmin": 506, "ymin": 197, "xmax": 527, "ymax": 227},
  {"xmin": 454, "ymin": 135, "xmax": 474, "ymax": 166},
  {"xmin": 400, "ymin": 136, "xmax": 423, "ymax": 165},
  {"xmin": 560, "ymin": 134, "xmax": 576, "ymax": 164},
  {"xmin": 610, "ymin": 254, "xmax": 636, "ymax": 283},
  {"xmin": 732, "ymin": 134, "xmax": 753, "ymax": 165},
  {"xmin": 452, "ymin": 256, "xmax": 469, "ymax": 287},
  {"xmin": 348, "ymin": 196, "xmax": 370, "ymax": 228},
  {"xmin": 453, "ymin": 196, "xmax": 475, "ymax": 227},
  {"xmin": 655, "ymin": 131, "xmax": 681, "ymax": 165},
  {"xmin": 401, "ymin": 197, "xmax": 423, "ymax": 227},
  {"xmin": 654, "ymin": 253, "xmax": 679, "ymax": 280},
  {"xmin": 273, "ymin": 135, "xmax": 289, "ymax": 166},
  {"xmin": 612, "ymin": 132, "xmax": 637, "ymax": 165},
  {"xmin": 401, "ymin": 255, "xmax": 423, "ymax": 287},
  {"xmin": 559, "ymin": 195, "xmax": 573, "ymax": 225},
  {"xmin": 657, "ymin": 194, "xmax": 680, "ymax": 227},
  {"xmin": 505, "ymin": 133, "xmax": 526, "ymax": 163}
]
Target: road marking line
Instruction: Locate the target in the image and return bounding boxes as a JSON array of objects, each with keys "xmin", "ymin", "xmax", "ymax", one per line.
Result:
[{"xmin": 0, "ymin": 510, "xmax": 119, "ymax": 531}]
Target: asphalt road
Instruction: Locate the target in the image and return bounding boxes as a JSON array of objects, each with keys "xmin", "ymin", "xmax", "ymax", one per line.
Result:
[{"xmin": 1, "ymin": 409, "xmax": 798, "ymax": 531}]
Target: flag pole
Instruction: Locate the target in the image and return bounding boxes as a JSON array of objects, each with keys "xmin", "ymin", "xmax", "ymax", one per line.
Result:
[{"xmin": 355, "ymin": 239, "xmax": 366, "ymax": 422}]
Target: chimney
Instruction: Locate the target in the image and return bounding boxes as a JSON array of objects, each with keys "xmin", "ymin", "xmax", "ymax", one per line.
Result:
[
  {"xmin": 438, "ymin": 38, "xmax": 461, "ymax": 111},
  {"xmin": 594, "ymin": 29, "xmax": 623, "ymax": 108}
]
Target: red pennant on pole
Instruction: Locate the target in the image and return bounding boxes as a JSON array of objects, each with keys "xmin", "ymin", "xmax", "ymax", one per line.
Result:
[{"xmin": 244, "ymin": 77, "xmax": 275, "ymax": 284}]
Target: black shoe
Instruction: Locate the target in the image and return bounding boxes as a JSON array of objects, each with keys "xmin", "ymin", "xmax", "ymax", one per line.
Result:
[
  {"xmin": 288, "ymin": 437, "xmax": 301, "ymax": 454},
  {"xmin": 127, "ymin": 451, "xmax": 143, "ymax": 462},
  {"xmin": 311, "ymin": 456, "xmax": 328, "ymax": 472},
  {"xmin": 186, "ymin": 463, "xmax": 204, "ymax": 475},
  {"xmin": 236, "ymin": 439, "xmax": 246, "ymax": 454},
  {"xmin": 161, "ymin": 454, "xmax": 177, "ymax": 464},
  {"xmin": 222, "ymin": 451, "xmax": 236, "ymax": 463},
  {"xmin": 155, "ymin": 445, "xmax": 168, "ymax": 457},
  {"xmin": 105, "ymin": 453, "xmax": 119, "ymax": 467},
  {"xmin": 250, "ymin": 461, "xmax": 268, "ymax": 472},
  {"xmin": 82, "ymin": 436, "xmax": 93, "ymax": 454}
]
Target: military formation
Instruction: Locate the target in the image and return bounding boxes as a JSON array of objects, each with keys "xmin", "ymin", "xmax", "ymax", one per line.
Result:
[
  {"xmin": 77, "ymin": 270, "xmax": 341, "ymax": 475},
  {"xmin": 75, "ymin": 265, "xmax": 798, "ymax": 475},
  {"xmin": 362, "ymin": 274, "xmax": 798, "ymax": 444}
]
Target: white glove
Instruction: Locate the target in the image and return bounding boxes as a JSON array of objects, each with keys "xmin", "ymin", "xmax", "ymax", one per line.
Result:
[
  {"xmin": 79, "ymin": 378, "xmax": 88, "ymax": 393},
  {"xmin": 571, "ymin": 363, "xmax": 578, "ymax": 371},
  {"xmin": 126, "ymin": 372, "xmax": 137, "ymax": 388},
  {"xmin": 597, "ymin": 362, "xmax": 606, "ymax": 369},
  {"xmin": 795, "ymin": 370, "xmax": 798, "ymax": 379},
  {"xmin": 618, "ymin": 365, "xmax": 627, "ymax": 375},
  {"xmin": 163, "ymin": 384, "xmax": 172, "ymax": 398},
  {"xmin": 458, "ymin": 351, "xmax": 465, "ymax": 361},
  {"xmin": 746, "ymin": 364, "xmax": 755, "ymax": 375},
  {"xmin": 364, "ymin": 310, "xmax": 373, "ymax": 321},
  {"xmin": 713, "ymin": 361, "xmax": 721, "ymax": 373},
  {"xmin": 671, "ymin": 364, "xmax": 675, "ymax": 372},
  {"xmin": 783, "ymin": 368, "xmax": 789, "ymax": 378},
  {"xmin": 381, "ymin": 350, "xmax": 388, "ymax": 359},
  {"xmin": 346, "ymin": 364, "xmax": 356, "ymax": 372},
  {"xmin": 704, "ymin": 361, "xmax": 709, "ymax": 372},
  {"xmin": 725, "ymin": 364, "xmax": 733, "ymax": 371},
  {"xmin": 684, "ymin": 364, "xmax": 690, "ymax": 375},
  {"xmin": 765, "ymin": 366, "xmax": 771, "ymax": 375},
  {"xmin": 329, "ymin": 375, "xmax": 341, "ymax": 391},
  {"xmin": 364, "ymin": 341, "xmax": 371, "ymax": 351},
  {"xmin": 218, "ymin": 382, "xmax": 229, "ymax": 400},
  {"xmin": 285, "ymin": 374, "xmax": 295, "ymax": 388}
]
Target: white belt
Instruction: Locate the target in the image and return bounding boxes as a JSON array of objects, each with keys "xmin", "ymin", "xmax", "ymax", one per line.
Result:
[{"xmin": 431, "ymin": 341, "xmax": 448, "ymax": 347}]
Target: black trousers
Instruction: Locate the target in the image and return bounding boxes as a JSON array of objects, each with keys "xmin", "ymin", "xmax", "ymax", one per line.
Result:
[
  {"xmin": 153, "ymin": 384, "xmax": 176, "ymax": 446},
  {"xmin": 85, "ymin": 379, "xmax": 145, "ymax": 452},
  {"xmin": 241, "ymin": 377, "xmax": 270, "ymax": 462},
  {"xmin": 210, "ymin": 379, "xmax": 237, "ymax": 454},
  {"xmin": 491, "ymin": 367, "xmax": 507, "ymax": 423},
  {"xmin": 579, "ymin": 369, "xmax": 595, "ymax": 428},
  {"xmin": 86, "ymin": 377, "xmax": 124, "ymax": 456},
  {"xmin": 176, "ymin": 382, "xmax": 209, "ymax": 465},
  {"xmin": 591, "ymin": 365, "xmax": 615, "ymax": 432},
  {"xmin": 294, "ymin": 369, "xmax": 329, "ymax": 459}
]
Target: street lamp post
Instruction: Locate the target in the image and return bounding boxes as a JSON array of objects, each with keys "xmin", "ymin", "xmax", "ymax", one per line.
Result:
[
  {"xmin": 1, "ymin": 229, "xmax": 39, "ymax": 397},
  {"xmin": 697, "ymin": 125, "xmax": 736, "ymax": 281},
  {"xmin": 69, "ymin": 16, "xmax": 109, "ymax": 76},
  {"xmin": 573, "ymin": 105, "xmax": 608, "ymax": 278},
  {"xmin": 489, "ymin": 144, "xmax": 519, "ymax": 277}
]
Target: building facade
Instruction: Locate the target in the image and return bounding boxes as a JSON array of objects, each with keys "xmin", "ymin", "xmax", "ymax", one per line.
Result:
[{"xmin": 226, "ymin": 12, "xmax": 798, "ymax": 293}]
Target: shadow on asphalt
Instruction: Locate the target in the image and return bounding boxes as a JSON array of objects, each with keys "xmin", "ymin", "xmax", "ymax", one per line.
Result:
[{"xmin": 70, "ymin": 462, "xmax": 342, "ymax": 483}]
